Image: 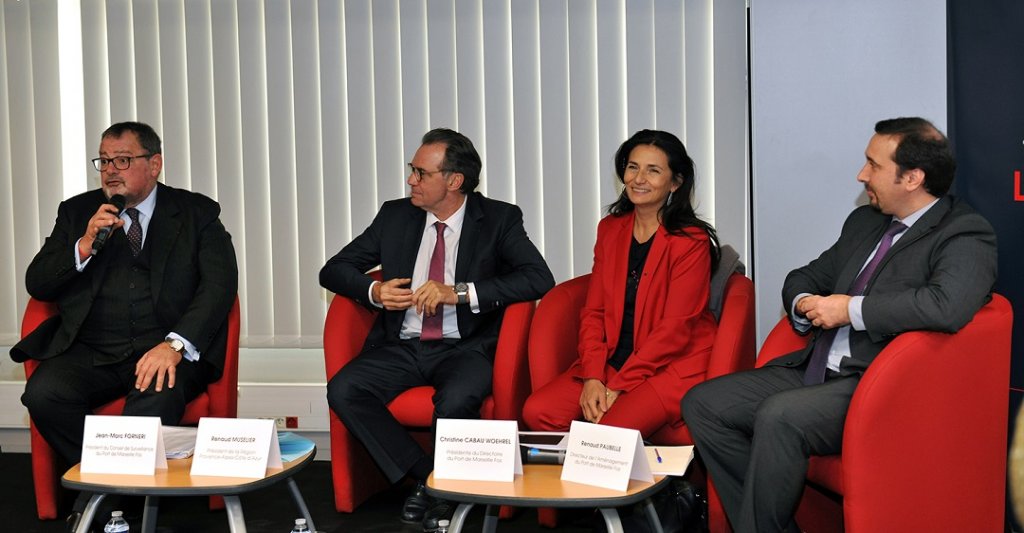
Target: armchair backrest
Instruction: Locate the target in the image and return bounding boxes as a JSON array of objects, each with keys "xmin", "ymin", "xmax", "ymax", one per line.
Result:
[
  {"xmin": 527, "ymin": 273, "xmax": 591, "ymax": 392},
  {"xmin": 705, "ymin": 272, "xmax": 756, "ymax": 380}
]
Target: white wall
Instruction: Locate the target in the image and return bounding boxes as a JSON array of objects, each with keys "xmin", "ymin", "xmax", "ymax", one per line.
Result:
[{"xmin": 749, "ymin": 0, "xmax": 948, "ymax": 346}]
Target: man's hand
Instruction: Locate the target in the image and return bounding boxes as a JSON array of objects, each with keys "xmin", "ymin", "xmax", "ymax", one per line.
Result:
[
  {"xmin": 580, "ymin": 379, "xmax": 611, "ymax": 423},
  {"xmin": 79, "ymin": 203, "xmax": 125, "ymax": 259},
  {"xmin": 412, "ymin": 280, "xmax": 457, "ymax": 317},
  {"xmin": 372, "ymin": 278, "xmax": 414, "ymax": 310},
  {"xmin": 798, "ymin": 294, "xmax": 852, "ymax": 329},
  {"xmin": 135, "ymin": 342, "xmax": 184, "ymax": 392}
]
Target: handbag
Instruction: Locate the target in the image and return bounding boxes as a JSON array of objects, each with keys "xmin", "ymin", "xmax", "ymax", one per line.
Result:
[{"xmin": 619, "ymin": 477, "xmax": 708, "ymax": 533}]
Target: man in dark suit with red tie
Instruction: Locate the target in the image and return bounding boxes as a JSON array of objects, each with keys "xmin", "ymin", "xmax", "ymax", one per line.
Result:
[
  {"xmin": 320, "ymin": 128, "xmax": 554, "ymax": 529},
  {"xmin": 682, "ymin": 117, "xmax": 997, "ymax": 533}
]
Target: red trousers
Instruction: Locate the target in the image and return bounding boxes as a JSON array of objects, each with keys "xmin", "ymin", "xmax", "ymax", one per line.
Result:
[{"xmin": 522, "ymin": 365, "xmax": 685, "ymax": 437}]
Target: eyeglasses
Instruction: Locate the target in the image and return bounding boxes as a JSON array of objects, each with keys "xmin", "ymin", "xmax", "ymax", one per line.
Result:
[
  {"xmin": 91, "ymin": 154, "xmax": 153, "ymax": 171},
  {"xmin": 407, "ymin": 163, "xmax": 451, "ymax": 184}
]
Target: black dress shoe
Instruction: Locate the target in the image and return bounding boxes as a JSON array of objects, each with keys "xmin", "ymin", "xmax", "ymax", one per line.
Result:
[
  {"xmin": 421, "ymin": 499, "xmax": 454, "ymax": 532},
  {"xmin": 401, "ymin": 481, "xmax": 435, "ymax": 524}
]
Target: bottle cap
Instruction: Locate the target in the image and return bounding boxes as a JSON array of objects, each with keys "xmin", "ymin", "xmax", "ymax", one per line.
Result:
[
  {"xmin": 111, "ymin": 511, "xmax": 123, "ymax": 517},
  {"xmin": 295, "ymin": 518, "xmax": 307, "ymax": 524},
  {"xmin": 439, "ymin": 519, "xmax": 450, "ymax": 526}
]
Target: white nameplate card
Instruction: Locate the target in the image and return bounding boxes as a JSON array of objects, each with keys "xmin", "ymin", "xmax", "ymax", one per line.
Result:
[
  {"xmin": 190, "ymin": 417, "xmax": 282, "ymax": 478},
  {"xmin": 434, "ymin": 418, "xmax": 522, "ymax": 482},
  {"xmin": 81, "ymin": 415, "xmax": 167, "ymax": 475},
  {"xmin": 560, "ymin": 420, "xmax": 653, "ymax": 491}
]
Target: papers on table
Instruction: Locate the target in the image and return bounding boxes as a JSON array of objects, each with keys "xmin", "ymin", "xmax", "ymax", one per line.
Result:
[
  {"xmin": 644, "ymin": 445, "xmax": 694, "ymax": 476},
  {"xmin": 278, "ymin": 432, "xmax": 316, "ymax": 462},
  {"xmin": 163, "ymin": 426, "xmax": 198, "ymax": 459},
  {"xmin": 160, "ymin": 426, "xmax": 315, "ymax": 462}
]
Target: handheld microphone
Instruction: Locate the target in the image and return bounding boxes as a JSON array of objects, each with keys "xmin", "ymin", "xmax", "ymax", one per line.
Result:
[{"xmin": 90, "ymin": 194, "xmax": 126, "ymax": 256}]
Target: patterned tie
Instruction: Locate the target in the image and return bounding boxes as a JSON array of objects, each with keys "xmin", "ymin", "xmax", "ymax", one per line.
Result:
[
  {"xmin": 125, "ymin": 207, "xmax": 143, "ymax": 257},
  {"xmin": 802, "ymin": 220, "xmax": 908, "ymax": 385},
  {"xmin": 420, "ymin": 222, "xmax": 447, "ymax": 341}
]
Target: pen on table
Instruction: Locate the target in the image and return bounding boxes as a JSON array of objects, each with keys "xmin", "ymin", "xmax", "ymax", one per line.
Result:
[{"xmin": 654, "ymin": 448, "xmax": 662, "ymax": 463}]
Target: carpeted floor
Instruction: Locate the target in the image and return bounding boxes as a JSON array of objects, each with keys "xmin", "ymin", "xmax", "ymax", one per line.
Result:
[{"xmin": 1, "ymin": 451, "xmax": 598, "ymax": 532}]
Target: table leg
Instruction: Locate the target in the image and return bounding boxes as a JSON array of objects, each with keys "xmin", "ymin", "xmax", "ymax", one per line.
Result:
[
  {"xmin": 639, "ymin": 497, "xmax": 664, "ymax": 533},
  {"xmin": 141, "ymin": 495, "xmax": 160, "ymax": 533},
  {"xmin": 286, "ymin": 477, "xmax": 317, "ymax": 532},
  {"xmin": 447, "ymin": 502, "xmax": 475, "ymax": 533},
  {"xmin": 223, "ymin": 495, "xmax": 248, "ymax": 533},
  {"xmin": 598, "ymin": 507, "xmax": 624, "ymax": 533},
  {"xmin": 77, "ymin": 493, "xmax": 106, "ymax": 533},
  {"xmin": 481, "ymin": 504, "xmax": 500, "ymax": 533}
]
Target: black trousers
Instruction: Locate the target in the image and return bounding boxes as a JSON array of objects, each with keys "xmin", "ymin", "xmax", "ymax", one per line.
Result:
[
  {"xmin": 326, "ymin": 339, "xmax": 494, "ymax": 484},
  {"xmin": 682, "ymin": 364, "xmax": 859, "ymax": 533},
  {"xmin": 21, "ymin": 341, "xmax": 210, "ymax": 466}
]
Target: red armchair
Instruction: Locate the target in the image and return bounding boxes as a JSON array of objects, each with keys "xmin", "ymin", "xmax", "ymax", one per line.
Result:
[
  {"xmin": 526, "ymin": 272, "xmax": 756, "ymax": 527},
  {"xmin": 322, "ymin": 272, "xmax": 536, "ymax": 513},
  {"xmin": 731, "ymin": 293, "xmax": 1013, "ymax": 533},
  {"xmin": 20, "ymin": 296, "xmax": 241, "ymax": 520}
]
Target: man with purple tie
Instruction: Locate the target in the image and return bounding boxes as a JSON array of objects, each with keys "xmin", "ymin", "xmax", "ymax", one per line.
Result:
[
  {"xmin": 682, "ymin": 117, "xmax": 997, "ymax": 533},
  {"xmin": 320, "ymin": 128, "xmax": 553, "ymax": 530}
]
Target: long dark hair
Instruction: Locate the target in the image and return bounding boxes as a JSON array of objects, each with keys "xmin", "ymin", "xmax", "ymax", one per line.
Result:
[{"xmin": 608, "ymin": 129, "xmax": 721, "ymax": 273}]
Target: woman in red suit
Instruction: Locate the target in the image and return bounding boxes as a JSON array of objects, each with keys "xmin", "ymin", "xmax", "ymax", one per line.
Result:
[{"xmin": 523, "ymin": 130, "xmax": 720, "ymax": 436}]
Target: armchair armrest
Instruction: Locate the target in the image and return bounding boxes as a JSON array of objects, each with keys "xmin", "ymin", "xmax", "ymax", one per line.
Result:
[
  {"xmin": 841, "ymin": 294, "xmax": 1011, "ymax": 532},
  {"xmin": 755, "ymin": 315, "xmax": 809, "ymax": 368},
  {"xmin": 490, "ymin": 300, "xmax": 536, "ymax": 423},
  {"xmin": 323, "ymin": 271, "xmax": 382, "ymax": 380}
]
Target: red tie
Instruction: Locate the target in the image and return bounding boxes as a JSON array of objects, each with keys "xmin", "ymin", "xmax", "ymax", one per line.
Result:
[{"xmin": 420, "ymin": 222, "xmax": 446, "ymax": 341}]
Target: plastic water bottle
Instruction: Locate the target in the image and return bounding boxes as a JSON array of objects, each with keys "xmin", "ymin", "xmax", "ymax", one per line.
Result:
[
  {"xmin": 103, "ymin": 510, "xmax": 130, "ymax": 533},
  {"xmin": 289, "ymin": 518, "xmax": 310, "ymax": 532},
  {"xmin": 437, "ymin": 519, "xmax": 450, "ymax": 533}
]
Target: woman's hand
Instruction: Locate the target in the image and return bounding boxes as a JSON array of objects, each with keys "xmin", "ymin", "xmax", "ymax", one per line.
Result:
[{"xmin": 580, "ymin": 379, "xmax": 610, "ymax": 423}]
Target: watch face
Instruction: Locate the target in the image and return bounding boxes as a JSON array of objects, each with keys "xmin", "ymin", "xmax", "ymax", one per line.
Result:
[{"xmin": 455, "ymin": 283, "xmax": 468, "ymax": 293}]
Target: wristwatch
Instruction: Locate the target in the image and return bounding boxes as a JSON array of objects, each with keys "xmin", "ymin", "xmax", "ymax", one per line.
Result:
[
  {"xmin": 165, "ymin": 337, "xmax": 186, "ymax": 355},
  {"xmin": 454, "ymin": 282, "xmax": 470, "ymax": 305}
]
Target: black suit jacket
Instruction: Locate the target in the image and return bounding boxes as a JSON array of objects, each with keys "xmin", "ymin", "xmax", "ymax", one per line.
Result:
[
  {"xmin": 319, "ymin": 192, "xmax": 554, "ymax": 357},
  {"xmin": 772, "ymin": 195, "xmax": 997, "ymax": 374},
  {"xmin": 11, "ymin": 183, "xmax": 238, "ymax": 380}
]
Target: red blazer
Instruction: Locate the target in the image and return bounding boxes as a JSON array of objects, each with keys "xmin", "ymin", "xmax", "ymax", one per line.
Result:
[{"xmin": 571, "ymin": 212, "xmax": 717, "ymax": 397}]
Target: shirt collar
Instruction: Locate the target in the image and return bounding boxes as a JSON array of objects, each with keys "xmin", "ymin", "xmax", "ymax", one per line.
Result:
[
  {"xmin": 895, "ymin": 197, "xmax": 939, "ymax": 229},
  {"xmin": 131, "ymin": 185, "xmax": 158, "ymax": 220},
  {"xmin": 425, "ymin": 195, "xmax": 468, "ymax": 233}
]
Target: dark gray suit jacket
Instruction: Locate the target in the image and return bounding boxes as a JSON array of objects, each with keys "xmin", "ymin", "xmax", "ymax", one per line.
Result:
[
  {"xmin": 319, "ymin": 192, "xmax": 554, "ymax": 357},
  {"xmin": 772, "ymin": 195, "xmax": 997, "ymax": 374},
  {"xmin": 11, "ymin": 183, "xmax": 238, "ymax": 380}
]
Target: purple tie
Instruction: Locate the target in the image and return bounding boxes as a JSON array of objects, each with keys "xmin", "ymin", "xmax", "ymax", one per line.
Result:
[
  {"xmin": 802, "ymin": 220, "xmax": 908, "ymax": 385},
  {"xmin": 125, "ymin": 207, "xmax": 143, "ymax": 257},
  {"xmin": 420, "ymin": 222, "xmax": 447, "ymax": 341}
]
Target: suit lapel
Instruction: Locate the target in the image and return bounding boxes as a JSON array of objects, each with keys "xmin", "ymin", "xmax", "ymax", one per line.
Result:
[
  {"xmin": 455, "ymin": 193, "xmax": 481, "ymax": 281},
  {"xmin": 634, "ymin": 222, "xmax": 668, "ymax": 329},
  {"xmin": 836, "ymin": 220, "xmax": 889, "ymax": 293},
  {"xmin": 862, "ymin": 196, "xmax": 951, "ymax": 292},
  {"xmin": 884, "ymin": 196, "xmax": 950, "ymax": 257},
  {"xmin": 397, "ymin": 204, "xmax": 427, "ymax": 279},
  {"xmin": 148, "ymin": 184, "xmax": 183, "ymax": 303}
]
